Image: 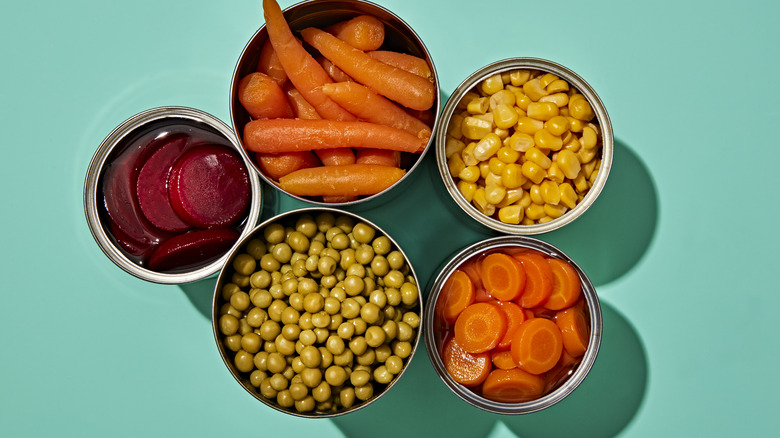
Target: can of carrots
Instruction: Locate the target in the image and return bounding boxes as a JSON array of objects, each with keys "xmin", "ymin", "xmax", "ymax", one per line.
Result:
[
  {"xmin": 229, "ymin": 0, "xmax": 439, "ymax": 208},
  {"xmin": 423, "ymin": 235, "xmax": 602, "ymax": 414}
]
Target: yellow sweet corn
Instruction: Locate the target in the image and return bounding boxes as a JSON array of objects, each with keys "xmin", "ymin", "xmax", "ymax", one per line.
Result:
[
  {"xmin": 461, "ymin": 116, "xmax": 492, "ymax": 140},
  {"xmin": 498, "ymin": 205, "xmax": 524, "ymax": 224},
  {"xmin": 569, "ymin": 94, "xmax": 595, "ymax": 121},
  {"xmin": 525, "ymin": 147, "xmax": 552, "ymax": 169},
  {"xmin": 447, "ymin": 152, "xmax": 466, "ymax": 177},
  {"xmin": 515, "ymin": 117, "xmax": 544, "ymax": 135},
  {"xmin": 529, "ymin": 184, "xmax": 543, "ymax": 205},
  {"xmin": 456, "ymin": 91, "xmax": 481, "ymax": 110},
  {"xmin": 501, "ymin": 163, "xmax": 526, "ymax": 189},
  {"xmin": 461, "ymin": 142, "xmax": 478, "ymax": 166},
  {"xmin": 525, "ymin": 203, "xmax": 546, "ymax": 220},
  {"xmin": 556, "ymin": 149, "xmax": 581, "ymax": 179},
  {"xmin": 547, "ymin": 162, "xmax": 565, "ymax": 184},
  {"xmin": 559, "ymin": 182, "xmax": 577, "ymax": 209},
  {"xmin": 458, "ymin": 165, "xmax": 480, "ymax": 183},
  {"xmin": 445, "ymin": 137, "xmax": 466, "ymax": 158},
  {"xmin": 533, "ymin": 129, "xmax": 563, "ymax": 151},
  {"xmin": 539, "ymin": 92, "xmax": 569, "ymax": 108},
  {"xmin": 457, "ymin": 180, "xmax": 478, "ymax": 202},
  {"xmin": 546, "ymin": 79, "xmax": 570, "ymax": 94},
  {"xmin": 527, "ymin": 102, "xmax": 559, "ymax": 121},
  {"xmin": 489, "ymin": 89, "xmax": 516, "ymax": 110},
  {"xmin": 473, "ymin": 132, "xmax": 502, "ymax": 161},
  {"xmin": 581, "ymin": 125, "xmax": 599, "ymax": 149},
  {"xmin": 496, "ymin": 146, "xmax": 520, "ymax": 164},
  {"xmin": 509, "ymin": 70, "xmax": 531, "ymax": 86},
  {"xmin": 540, "ymin": 180, "xmax": 561, "ymax": 205},
  {"xmin": 467, "ymin": 96, "xmax": 490, "ymax": 115},
  {"xmin": 507, "ymin": 132, "xmax": 535, "ymax": 152},
  {"xmin": 522, "ymin": 77, "xmax": 548, "ymax": 101},
  {"xmin": 485, "ymin": 184, "xmax": 506, "ymax": 205},
  {"xmin": 544, "ymin": 116, "xmax": 570, "ymax": 136},
  {"xmin": 481, "ymin": 73, "xmax": 504, "ymax": 95},
  {"xmin": 493, "ymin": 103, "xmax": 520, "ymax": 129}
]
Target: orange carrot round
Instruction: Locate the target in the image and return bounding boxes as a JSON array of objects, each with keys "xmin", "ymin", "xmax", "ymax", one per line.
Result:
[
  {"xmin": 555, "ymin": 304, "xmax": 589, "ymax": 357},
  {"xmin": 441, "ymin": 336, "xmax": 491, "ymax": 387},
  {"xmin": 256, "ymin": 151, "xmax": 321, "ymax": 180},
  {"xmin": 511, "ymin": 317, "xmax": 563, "ymax": 375},
  {"xmin": 367, "ymin": 50, "xmax": 433, "ymax": 80},
  {"xmin": 491, "ymin": 349, "xmax": 517, "ymax": 370},
  {"xmin": 494, "ymin": 300, "xmax": 528, "ymax": 350},
  {"xmin": 481, "ymin": 368, "xmax": 545, "ymax": 403},
  {"xmin": 325, "ymin": 14, "xmax": 385, "ymax": 51},
  {"xmin": 440, "ymin": 269, "xmax": 475, "ymax": 324},
  {"xmin": 278, "ymin": 163, "xmax": 405, "ymax": 198},
  {"xmin": 454, "ymin": 302, "xmax": 507, "ymax": 354},
  {"xmin": 237, "ymin": 72, "xmax": 294, "ymax": 120},
  {"xmin": 513, "ymin": 252, "xmax": 553, "ymax": 308},
  {"xmin": 480, "ymin": 252, "xmax": 526, "ymax": 301},
  {"xmin": 544, "ymin": 259, "xmax": 582, "ymax": 311}
]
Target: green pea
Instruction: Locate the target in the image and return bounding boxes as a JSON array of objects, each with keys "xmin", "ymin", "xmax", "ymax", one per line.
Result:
[
  {"xmin": 350, "ymin": 369, "xmax": 370, "ymax": 387},
  {"xmin": 259, "ymin": 378, "xmax": 277, "ymax": 399},
  {"xmin": 250, "ymin": 369, "xmax": 267, "ymax": 388},
  {"xmin": 343, "ymin": 276, "xmax": 364, "ymax": 296},
  {"xmin": 303, "ymin": 293, "xmax": 324, "ymax": 314},
  {"xmin": 281, "ymin": 323, "xmax": 301, "ymax": 341},
  {"xmin": 295, "ymin": 214, "xmax": 318, "ymax": 238},
  {"xmin": 316, "ymin": 212, "xmax": 336, "ymax": 232},
  {"xmin": 386, "ymin": 250, "xmax": 405, "ymax": 270},
  {"xmin": 286, "ymin": 230, "xmax": 310, "ymax": 253},
  {"xmin": 371, "ymin": 256, "xmax": 390, "ymax": 277},
  {"xmin": 351, "ymin": 317, "xmax": 367, "ymax": 335},
  {"xmin": 352, "ymin": 222, "xmax": 375, "ymax": 244},
  {"xmin": 241, "ymin": 332, "xmax": 262, "ymax": 354},
  {"xmin": 318, "ymin": 255, "xmax": 337, "ymax": 276},
  {"xmin": 308, "ymin": 240, "xmax": 325, "ymax": 256},
  {"xmin": 318, "ymin": 347, "xmax": 333, "ymax": 368},
  {"xmin": 264, "ymin": 223, "xmax": 285, "ymax": 245},
  {"xmin": 360, "ymin": 302, "xmax": 381, "ymax": 324},
  {"xmin": 397, "ymin": 321, "xmax": 414, "ymax": 342},
  {"xmin": 330, "ymin": 233, "xmax": 350, "ymax": 250},
  {"xmin": 299, "ymin": 329, "xmax": 317, "ymax": 346},
  {"xmin": 267, "ymin": 299, "xmax": 287, "ymax": 321},
  {"xmin": 324, "ymin": 365, "xmax": 347, "ymax": 386},
  {"xmin": 341, "ymin": 298, "xmax": 361, "ymax": 319},
  {"xmin": 381, "ymin": 319, "xmax": 398, "ymax": 341},
  {"xmin": 355, "ymin": 244, "xmax": 374, "ymax": 265},
  {"xmin": 332, "ymin": 349, "xmax": 354, "ymax": 367},
  {"xmin": 260, "ymin": 253, "xmax": 281, "ymax": 272},
  {"xmin": 234, "ymin": 350, "xmax": 255, "ymax": 373},
  {"xmin": 340, "ymin": 387, "xmax": 356, "ymax": 408},
  {"xmin": 276, "ymin": 389, "xmax": 293, "ymax": 408},
  {"xmin": 301, "ymin": 367, "xmax": 323, "ymax": 388},
  {"xmin": 369, "ymin": 289, "xmax": 388, "ymax": 308},
  {"xmin": 266, "ymin": 352, "xmax": 286, "ymax": 374},
  {"xmin": 372, "ymin": 236, "xmax": 392, "ymax": 255},
  {"xmin": 401, "ymin": 282, "xmax": 419, "ymax": 306},
  {"xmin": 337, "ymin": 322, "xmax": 355, "ymax": 339},
  {"xmin": 354, "ymin": 384, "xmax": 373, "ymax": 401},
  {"xmin": 373, "ymin": 365, "xmax": 393, "ymax": 384},
  {"xmin": 280, "ymin": 306, "xmax": 300, "ymax": 325},
  {"xmin": 249, "ymin": 270, "xmax": 270, "ymax": 289},
  {"xmin": 275, "ymin": 334, "xmax": 296, "ymax": 356},
  {"xmin": 246, "ymin": 238, "xmax": 267, "ymax": 259},
  {"xmin": 272, "ymin": 242, "xmax": 293, "ymax": 264},
  {"xmin": 259, "ymin": 320, "xmax": 281, "ymax": 341},
  {"xmin": 403, "ymin": 311, "xmax": 421, "ymax": 329},
  {"xmin": 392, "ymin": 340, "xmax": 413, "ymax": 359},
  {"xmin": 328, "ymin": 313, "xmax": 343, "ymax": 331},
  {"xmin": 233, "ymin": 253, "xmax": 257, "ymax": 276},
  {"xmin": 356, "ymin": 348, "xmax": 375, "ymax": 366},
  {"xmin": 219, "ymin": 314, "xmax": 239, "ymax": 336},
  {"xmin": 383, "ymin": 270, "xmax": 405, "ymax": 289},
  {"xmin": 349, "ymin": 336, "xmax": 368, "ymax": 356},
  {"xmin": 320, "ymin": 274, "xmax": 337, "ymax": 289},
  {"xmin": 231, "ymin": 272, "xmax": 250, "ymax": 289},
  {"xmin": 365, "ymin": 326, "xmax": 387, "ymax": 348},
  {"xmin": 339, "ymin": 248, "xmax": 357, "ymax": 270},
  {"xmin": 312, "ymin": 381, "xmax": 332, "ymax": 403},
  {"xmin": 221, "ymin": 282, "xmax": 241, "ymax": 301},
  {"xmin": 253, "ymin": 351, "xmax": 269, "ymax": 371},
  {"xmin": 326, "ymin": 335, "xmax": 346, "ymax": 355},
  {"xmin": 298, "ymin": 278, "xmax": 319, "ymax": 295},
  {"xmin": 224, "ymin": 334, "xmax": 242, "ymax": 352}
]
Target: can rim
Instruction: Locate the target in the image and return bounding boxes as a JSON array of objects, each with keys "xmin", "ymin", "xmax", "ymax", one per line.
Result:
[
  {"xmin": 423, "ymin": 235, "xmax": 602, "ymax": 414},
  {"xmin": 435, "ymin": 57, "xmax": 614, "ymax": 235},
  {"xmin": 83, "ymin": 106, "xmax": 263, "ymax": 284}
]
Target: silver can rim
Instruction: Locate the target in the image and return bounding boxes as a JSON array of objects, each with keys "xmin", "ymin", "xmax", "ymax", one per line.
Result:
[
  {"xmin": 435, "ymin": 57, "xmax": 614, "ymax": 235},
  {"xmin": 229, "ymin": 0, "xmax": 441, "ymax": 207},
  {"xmin": 423, "ymin": 235, "xmax": 602, "ymax": 414},
  {"xmin": 83, "ymin": 106, "xmax": 263, "ymax": 284},
  {"xmin": 211, "ymin": 206, "xmax": 424, "ymax": 418}
]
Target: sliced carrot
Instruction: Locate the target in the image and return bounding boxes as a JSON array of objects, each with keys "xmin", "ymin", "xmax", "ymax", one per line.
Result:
[
  {"xmin": 243, "ymin": 118, "xmax": 426, "ymax": 154},
  {"xmin": 494, "ymin": 300, "xmax": 528, "ymax": 350},
  {"xmin": 555, "ymin": 303, "xmax": 589, "ymax": 357},
  {"xmin": 237, "ymin": 72, "xmax": 294, "ymax": 120},
  {"xmin": 491, "ymin": 349, "xmax": 517, "ymax": 370},
  {"xmin": 544, "ymin": 259, "xmax": 582, "ymax": 311},
  {"xmin": 367, "ymin": 50, "xmax": 433, "ymax": 80},
  {"xmin": 441, "ymin": 336, "xmax": 491, "ymax": 387},
  {"xmin": 355, "ymin": 148, "xmax": 401, "ymax": 167},
  {"xmin": 300, "ymin": 26, "xmax": 435, "ymax": 111},
  {"xmin": 320, "ymin": 81, "xmax": 432, "ymax": 141},
  {"xmin": 439, "ymin": 269, "xmax": 475, "ymax": 324},
  {"xmin": 283, "ymin": 83, "xmax": 321, "ymax": 120},
  {"xmin": 511, "ymin": 317, "xmax": 563, "ymax": 375},
  {"xmin": 481, "ymin": 368, "xmax": 545, "ymax": 403},
  {"xmin": 256, "ymin": 39, "xmax": 287, "ymax": 86},
  {"xmin": 454, "ymin": 302, "xmax": 507, "ymax": 354},
  {"xmin": 317, "ymin": 57, "xmax": 353, "ymax": 83},
  {"xmin": 512, "ymin": 252, "xmax": 553, "ymax": 308},
  {"xmin": 480, "ymin": 252, "xmax": 526, "ymax": 301},
  {"xmin": 278, "ymin": 163, "xmax": 405, "ymax": 198},
  {"xmin": 256, "ymin": 151, "xmax": 321, "ymax": 180},
  {"xmin": 325, "ymin": 14, "xmax": 385, "ymax": 51},
  {"xmin": 262, "ymin": 0, "xmax": 356, "ymax": 121}
]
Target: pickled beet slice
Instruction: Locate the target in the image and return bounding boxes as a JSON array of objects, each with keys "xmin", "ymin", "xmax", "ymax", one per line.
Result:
[
  {"xmin": 168, "ymin": 145, "xmax": 251, "ymax": 228},
  {"xmin": 146, "ymin": 228, "xmax": 239, "ymax": 272},
  {"xmin": 136, "ymin": 135, "xmax": 191, "ymax": 232}
]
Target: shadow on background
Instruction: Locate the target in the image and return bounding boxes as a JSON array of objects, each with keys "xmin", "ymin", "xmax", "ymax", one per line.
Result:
[
  {"xmin": 544, "ymin": 140, "xmax": 658, "ymax": 287},
  {"xmin": 333, "ymin": 302, "xmax": 647, "ymax": 438},
  {"xmin": 180, "ymin": 277, "xmax": 216, "ymax": 318}
]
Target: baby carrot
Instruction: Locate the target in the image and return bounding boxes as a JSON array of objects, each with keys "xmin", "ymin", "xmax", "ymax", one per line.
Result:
[
  {"xmin": 325, "ymin": 14, "xmax": 385, "ymax": 51},
  {"xmin": 555, "ymin": 302, "xmax": 589, "ymax": 357},
  {"xmin": 243, "ymin": 119, "xmax": 426, "ymax": 154},
  {"xmin": 283, "ymin": 83, "xmax": 321, "ymax": 119},
  {"xmin": 491, "ymin": 350, "xmax": 517, "ymax": 370},
  {"xmin": 481, "ymin": 368, "xmax": 545, "ymax": 403},
  {"xmin": 439, "ymin": 269, "xmax": 475, "ymax": 324},
  {"xmin": 300, "ymin": 27, "xmax": 436, "ymax": 111},
  {"xmin": 262, "ymin": 0, "xmax": 356, "ymax": 121},
  {"xmin": 512, "ymin": 252, "xmax": 553, "ymax": 308},
  {"xmin": 355, "ymin": 148, "xmax": 401, "ymax": 167},
  {"xmin": 441, "ymin": 336, "xmax": 491, "ymax": 387},
  {"xmin": 278, "ymin": 163, "xmax": 405, "ymax": 198},
  {"xmin": 511, "ymin": 318, "xmax": 563, "ymax": 375},
  {"xmin": 544, "ymin": 259, "xmax": 582, "ymax": 311},
  {"xmin": 256, "ymin": 151, "xmax": 321, "ymax": 180},
  {"xmin": 257, "ymin": 39, "xmax": 287, "ymax": 86},
  {"xmin": 367, "ymin": 50, "xmax": 433, "ymax": 80},
  {"xmin": 320, "ymin": 81, "xmax": 433, "ymax": 141},
  {"xmin": 237, "ymin": 72, "xmax": 294, "ymax": 120},
  {"xmin": 480, "ymin": 252, "xmax": 526, "ymax": 301},
  {"xmin": 494, "ymin": 300, "xmax": 528, "ymax": 350},
  {"xmin": 317, "ymin": 57, "xmax": 353, "ymax": 83},
  {"xmin": 316, "ymin": 147, "xmax": 356, "ymax": 166},
  {"xmin": 454, "ymin": 302, "xmax": 507, "ymax": 354}
]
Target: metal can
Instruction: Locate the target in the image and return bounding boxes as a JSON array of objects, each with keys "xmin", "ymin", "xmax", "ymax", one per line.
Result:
[
  {"xmin": 83, "ymin": 106, "xmax": 263, "ymax": 284},
  {"xmin": 424, "ymin": 235, "xmax": 602, "ymax": 414},
  {"xmin": 436, "ymin": 58, "xmax": 613, "ymax": 234},
  {"xmin": 229, "ymin": 0, "xmax": 440, "ymax": 208}
]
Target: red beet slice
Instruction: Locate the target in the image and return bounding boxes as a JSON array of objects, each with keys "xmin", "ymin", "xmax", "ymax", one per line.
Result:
[
  {"xmin": 146, "ymin": 228, "xmax": 239, "ymax": 272},
  {"xmin": 136, "ymin": 135, "xmax": 192, "ymax": 232},
  {"xmin": 168, "ymin": 145, "xmax": 251, "ymax": 228}
]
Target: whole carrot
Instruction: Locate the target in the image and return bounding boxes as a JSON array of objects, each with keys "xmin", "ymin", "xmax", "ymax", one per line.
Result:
[
  {"xmin": 237, "ymin": 72, "xmax": 294, "ymax": 120},
  {"xmin": 243, "ymin": 119, "xmax": 426, "ymax": 154},
  {"xmin": 278, "ymin": 163, "xmax": 405, "ymax": 197},
  {"xmin": 367, "ymin": 50, "xmax": 433, "ymax": 81},
  {"xmin": 283, "ymin": 83, "xmax": 321, "ymax": 120},
  {"xmin": 325, "ymin": 14, "xmax": 385, "ymax": 51},
  {"xmin": 257, "ymin": 39, "xmax": 287, "ymax": 86},
  {"xmin": 300, "ymin": 27, "xmax": 435, "ymax": 111}
]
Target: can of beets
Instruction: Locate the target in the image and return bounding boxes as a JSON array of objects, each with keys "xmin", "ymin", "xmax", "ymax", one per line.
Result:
[{"xmin": 83, "ymin": 106, "xmax": 263, "ymax": 284}]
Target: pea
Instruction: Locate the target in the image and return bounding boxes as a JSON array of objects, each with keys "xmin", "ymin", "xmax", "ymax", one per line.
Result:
[
  {"xmin": 250, "ymin": 369, "xmax": 267, "ymax": 388},
  {"xmin": 365, "ymin": 326, "xmax": 386, "ymax": 348},
  {"xmin": 295, "ymin": 215, "xmax": 318, "ymax": 238},
  {"xmin": 312, "ymin": 381, "xmax": 332, "ymax": 403},
  {"xmin": 276, "ymin": 389, "xmax": 293, "ymax": 408},
  {"xmin": 241, "ymin": 332, "xmax": 262, "ymax": 354},
  {"xmin": 375, "ymin": 344, "xmax": 392, "ymax": 363},
  {"xmin": 369, "ymin": 289, "xmax": 387, "ymax": 308},
  {"xmin": 355, "ymin": 244, "xmax": 374, "ymax": 265},
  {"xmin": 363, "ymin": 277, "xmax": 377, "ymax": 296},
  {"xmin": 253, "ymin": 351, "xmax": 269, "ymax": 371},
  {"xmin": 224, "ymin": 334, "xmax": 242, "ymax": 352},
  {"xmin": 381, "ymin": 320, "xmax": 398, "ymax": 341},
  {"xmin": 311, "ymin": 311, "xmax": 331, "ymax": 329},
  {"xmin": 266, "ymin": 352, "xmax": 287, "ymax": 374},
  {"xmin": 219, "ymin": 314, "xmax": 239, "ymax": 336},
  {"xmin": 371, "ymin": 256, "xmax": 390, "ymax": 277},
  {"xmin": 272, "ymin": 242, "xmax": 293, "ymax": 264},
  {"xmin": 260, "ymin": 378, "xmax": 277, "ymax": 399},
  {"xmin": 349, "ymin": 336, "xmax": 368, "ymax": 356},
  {"xmin": 298, "ymin": 312, "xmax": 314, "ymax": 330},
  {"xmin": 287, "ymin": 292, "xmax": 304, "ymax": 312},
  {"xmin": 392, "ymin": 340, "xmax": 413, "ymax": 359},
  {"xmin": 360, "ymin": 302, "xmax": 381, "ymax": 324},
  {"xmin": 339, "ymin": 248, "xmax": 357, "ymax": 270},
  {"xmin": 343, "ymin": 276, "xmax": 365, "ymax": 297},
  {"xmin": 221, "ymin": 282, "xmax": 241, "ymax": 301},
  {"xmin": 373, "ymin": 365, "xmax": 393, "ymax": 384},
  {"xmin": 267, "ymin": 300, "xmax": 287, "ymax": 322},
  {"xmin": 386, "ymin": 355, "xmax": 404, "ymax": 375},
  {"xmin": 259, "ymin": 320, "xmax": 281, "ymax": 341},
  {"xmin": 302, "ymin": 293, "xmax": 324, "ymax": 314},
  {"xmin": 385, "ymin": 288, "xmax": 401, "ymax": 307},
  {"xmin": 383, "ymin": 270, "xmax": 406, "ymax": 289},
  {"xmin": 239, "ymin": 318, "xmax": 252, "ymax": 336},
  {"xmin": 341, "ymin": 298, "xmax": 361, "ymax": 319},
  {"xmin": 400, "ymin": 282, "xmax": 419, "ymax": 306},
  {"xmin": 291, "ymin": 356, "xmax": 305, "ymax": 374},
  {"xmin": 308, "ymin": 240, "xmax": 325, "ymax": 256},
  {"xmin": 330, "ymin": 287, "xmax": 346, "ymax": 302},
  {"xmin": 328, "ymin": 314, "xmax": 343, "ymax": 331},
  {"xmin": 300, "ymin": 345, "xmax": 321, "ymax": 368},
  {"xmin": 232, "ymin": 272, "xmax": 250, "ymax": 289},
  {"xmin": 330, "ymin": 233, "xmax": 350, "ymax": 250},
  {"xmin": 352, "ymin": 222, "xmax": 375, "ymax": 244},
  {"xmin": 382, "ymin": 305, "xmax": 397, "ymax": 322},
  {"xmin": 234, "ymin": 350, "xmax": 255, "ymax": 373},
  {"xmin": 246, "ymin": 238, "xmax": 267, "ymax": 259},
  {"xmin": 326, "ymin": 335, "xmax": 346, "ymax": 355},
  {"xmin": 299, "ymin": 329, "xmax": 317, "ymax": 346},
  {"xmin": 318, "ymin": 255, "xmax": 337, "ymax": 276},
  {"xmin": 320, "ymin": 274, "xmax": 337, "ymax": 289},
  {"xmin": 337, "ymin": 322, "xmax": 355, "ymax": 340},
  {"xmin": 340, "ymin": 387, "xmax": 356, "ymax": 408},
  {"xmin": 314, "ymin": 328, "xmax": 330, "ymax": 344},
  {"xmin": 233, "ymin": 253, "xmax": 257, "ymax": 276},
  {"xmin": 356, "ymin": 348, "xmax": 376, "ymax": 366},
  {"xmin": 264, "ymin": 223, "xmax": 285, "ymax": 244},
  {"xmin": 403, "ymin": 312, "xmax": 421, "ymax": 329},
  {"xmin": 386, "ymin": 250, "xmax": 405, "ymax": 270},
  {"xmin": 263, "ymin": 341, "xmax": 277, "ymax": 354},
  {"xmin": 301, "ymin": 367, "xmax": 323, "ymax": 388},
  {"xmin": 354, "ymin": 384, "xmax": 374, "ymax": 401},
  {"xmin": 324, "ymin": 365, "xmax": 347, "ymax": 386},
  {"xmin": 372, "ymin": 236, "xmax": 392, "ymax": 255},
  {"xmin": 288, "ymin": 382, "xmax": 309, "ymax": 401},
  {"xmin": 281, "ymin": 323, "xmax": 301, "ymax": 341},
  {"xmin": 351, "ymin": 318, "xmax": 367, "ymax": 336},
  {"xmin": 250, "ymin": 270, "xmax": 271, "ymax": 289},
  {"xmin": 315, "ymin": 212, "xmax": 335, "ymax": 232},
  {"xmin": 275, "ymin": 334, "xmax": 296, "ymax": 356},
  {"xmin": 350, "ymin": 369, "xmax": 370, "ymax": 387},
  {"xmin": 291, "ymin": 260, "xmax": 308, "ymax": 278},
  {"xmin": 397, "ymin": 321, "xmax": 414, "ymax": 342},
  {"xmin": 318, "ymin": 347, "xmax": 333, "ymax": 369},
  {"xmin": 279, "ymin": 306, "xmax": 300, "ymax": 325},
  {"xmin": 332, "ymin": 349, "xmax": 353, "ymax": 367}
]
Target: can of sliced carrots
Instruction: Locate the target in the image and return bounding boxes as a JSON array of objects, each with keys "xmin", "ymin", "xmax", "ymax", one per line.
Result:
[
  {"xmin": 424, "ymin": 235, "xmax": 602, "ymax": 414},
  {"xmin": 230, "ymin": 0, "xmax": 440, "ymax": 208}
]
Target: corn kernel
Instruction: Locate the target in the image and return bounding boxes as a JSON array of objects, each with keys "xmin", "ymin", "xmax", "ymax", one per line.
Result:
[
  {"xmin": 507, "ymin": 132, "xmax": 535, "ymax": 152},
  {"xmin": 517, "ymin": 190, "xmax": 532, "ymax": 209},
  {"xmin": 556, "ymin": 149, "xmax": 581, "ymax": 179},
  {"xmin": 559, "ymin": 183, "xmax": 577, "ymax": 209},
  {"xmin": 525, "ymin": 203, "xmax": 546, "ymax": 220},
  {"xmin": 498, "ymin": 205, "xmax": 523, "ymax": 224},
  {"xmin": 447, "ymin": 113, "xmax": 464, "ymax": 138},
  {"xmin": 489, "ymin": 89, "xmax": 516, "ymax": 110},
  {"xmin": 538, "ymin": 216, "xmax": 555, "ymax": 224},
  {"xmin": 487, "ymin": 157, "xmax": 505, "ymax": 175},
  {"xmin": 481, "ymin": 74, "xmax": 504, "ymax": 95},
  {"xmin": 522, "ymin": 77, "xmax": 549, "ymax": 101},
  {"xmin": 539, "ymin": 73, "xmax": 558, "ymax": 89},
  {"xmin": 559, "ymin": 107, "xmax": 570, "ymax": 117},
  {"xmin": 581, "ymin": 125, "xmax": 599, "ymax": 149},
  {"xmin": 501, "ymin": 163, "xmax": 526, "ymax": 189},
  {"xmin": 467, "ymin": 97, "xmax": 490, "ymax": 115},
  {"xmin": 540, "ymin": 180, "xmax": 561, "ymax": 205},
  {"xmin": 561, "ymin": 131, "xmax": 573, "ymax": 145},
  {"xmin": 521, "ymin": 217, "xmax": 535, "ymax": 225},
  {"xmin": 456, "ymin": 91, "xmax": 480, "ymax": 110},
  {"xmin": 577, "ymin": 147, "xmax": 598, "ymax": 164},
  {"xmin": 546, "ymin": 79, "xmax": 570, "ymax": 94},
  {"xmin": 529, "ymin": 184, "xmax": 543, "ymax": 205},
  {"xmin": 533, "ymin": 129, "xmax": 563, "ymax": 151},
  {"xmin": 521, "ymin": 161, "xmax": 546, "ymax": 184},
  {"xmin": 445, "ymin": 137, "xmax": 466, "ymax": 158},
  {"xmin": 461, "ymin": 142, "xmax": 478, "ymax": 166},
  {"xmin": 569, "ymin": 94, "xmax": 595, "ymax": 121},
  {"xmin": 589, "ymin": 168, "xmax": 600, "ymax": 185},
  {"xmin": 544, "ymin": 116, "xmax": 570, "ymax": 136},
  {"xmin": 457, "ymin": 180, "xmax": 478, "ymax": 202},
  {"xmin": 567, "ymin": 117, "xmax": 585, "ymax": 133},
  {"xmin": 524, "ymin": 147, "xmax": 552, "ymax": 169},
  {"xmin": 472, "ymin": 187, "xmax": 488, "ymax": 210},
  {"xmin": 521, "ymin": 179, "xmax": 534, "ymax": 190},
  {"xmin": 501, "ymin": 72, "xmax": 511, "ymax": 84},
  {"xmin": 496, "ymin": 146, "xmax": 520, "ymax": 164},
  {"xmin": 515, "ymin": 93, "xmax": 532, "ymax": 111},
  {"xmin": 544, "ymin": 203, "xmax": 567, "ymax": 218},
  {"xmin": 527, "ymin": 102, "xmax": 559, "ymax": 121},
  {"xmin": 573, "ymin": 172, "xmax": 589, "ymax": 193},
  {"xmin": 515, "ymin": 117, "xmax": 544, "ymax": 135},
  {"xmin": 497, "ymin": 188, "xmax": 525, "ymax": 207},
  {"xmin": 494, "ymin": 127, "xmax": 510, "ymax": 139},
  {"xmin": 547, "ymin": 162, "xmax": 565, "ymax": 184},
  {"xmin": 563, "ymin": 136, "xmax": 581, "ymax": 153},
  {"xmin": 447, "ymin": 153, "xmax": 466, "ymax": 177},
  {"xmin": 485, "ymin": 184, "xmax": 506, "ymax": 205},
  {"xmin": 509, "ymin": 70, "xmax": 531, "ymax": 86},
  {"xmin": 493, "ymin": 104, "xmax": 520, "ymax": 129},
  {"xmin": 485, "ymin": 171, "xmax": 502, "ymax": 187},
  {"xmin": 473, "ymin": 113, "xmax": 494, "ymax": 125},
  {"xmin": 473, "ymin": 133, "xmax": 502, "ymax": 161},
  {"xmin": 461, "ymin": 116, "xmax": 492, "ymax": 140},
  {"xmin": 458, "ymin": 165, "xmax": 480, "ymax": 183},
  {"xmin": 539, "ymin": 92, "xmax": 569, "ymax": 107},
  {"xmin": 479, "ymin": 161, "xmax": 490, "ymax": 179}
]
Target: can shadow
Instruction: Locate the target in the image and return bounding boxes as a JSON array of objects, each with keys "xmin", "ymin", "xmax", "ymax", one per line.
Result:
[{"xmin": 331, "ymin": 301, "xmax": 647, "ymax": 438}]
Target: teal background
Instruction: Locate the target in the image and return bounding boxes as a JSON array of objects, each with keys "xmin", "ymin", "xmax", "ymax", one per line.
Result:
[{"xmin": 2, "ymin": 0, "xmax": 777, "ymax": 436}]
